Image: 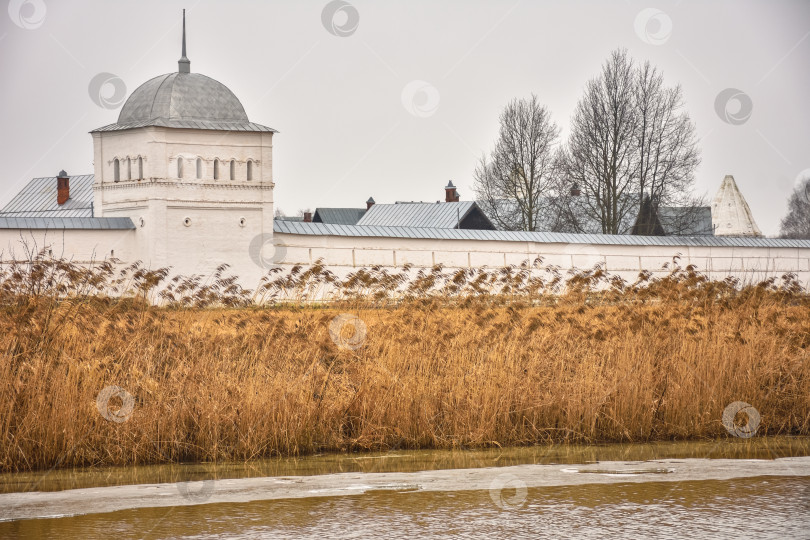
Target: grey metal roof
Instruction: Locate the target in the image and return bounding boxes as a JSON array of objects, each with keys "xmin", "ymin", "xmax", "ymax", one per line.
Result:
[
  {"xmin": 273, "ymin": 220, "xmax": 810, "ymax": 249},
  {"xmin": 92, "ymin": 118, "xmax": 277, "ymax": 133},
  {"xmin": 659, "ymin": 206, "xmax": 713, "ymax": 236},
  {"xmin": 357, "ymin": 201, "xmax": 480, "ymax": 228},
  {"xmin": 0, "ymin": 175, "xmax": 94, "ymax": 218},
  {"xmin": 313, "ymin": 207, "xmax": 367, "ymax": 225},
  {"xmin": 93, "ymin": 72, "xmax": 276, "ymax": 133},
  {"xmin": 0, "ymin": 216, "xmax": 135, "ymax": 229}
]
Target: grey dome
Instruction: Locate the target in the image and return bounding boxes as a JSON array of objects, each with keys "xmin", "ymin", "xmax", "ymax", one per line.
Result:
[{"xmin": 118, "ymin": 72, "xmax": 248, "ymax": 124}]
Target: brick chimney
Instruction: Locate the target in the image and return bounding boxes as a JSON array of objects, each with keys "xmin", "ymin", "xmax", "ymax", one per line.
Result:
[
  {"xmin": 445, "ymin": 181, "xmax": 459, "ymax": 202},
  {"xmin": 57, "ymin": 170, "xmax": 70, "ymax": 205},
  {"xmin": 366, "ymin": 197, "xmax": 375, "ymax": 210},
  {"xmin": 570, "ymin": 183, "xmax": 581, "ymax": 196},
  {"xmin": 303, "ymin": 211, "xmax": 312, "ymax": 223}
]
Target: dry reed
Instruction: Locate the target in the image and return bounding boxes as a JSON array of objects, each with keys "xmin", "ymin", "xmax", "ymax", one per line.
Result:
[{"xmin": 0, "ymin": 252, "xmax": 808, "ymax": 472}]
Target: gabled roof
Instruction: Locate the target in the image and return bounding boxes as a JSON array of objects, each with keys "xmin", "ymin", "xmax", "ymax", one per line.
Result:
[
  {"xmin": 0, "ymin": 175, "xmax": 94, "ymax": 218},
  {"xmin": 313, "ymin": 207, "xmax": 367, "ymax": 226},
  {"xmin": 357, "ymin": 201, "xmax": 495, "ymax": 229},
  {"xmin": 659, "ymin": 206, "xmax": 713, "ymax": 236}
]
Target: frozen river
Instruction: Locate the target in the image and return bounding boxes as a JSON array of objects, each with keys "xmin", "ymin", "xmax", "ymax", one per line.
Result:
[{"xmin": 1, "ymin": 438, "xmax": 809, "ymax": 539}]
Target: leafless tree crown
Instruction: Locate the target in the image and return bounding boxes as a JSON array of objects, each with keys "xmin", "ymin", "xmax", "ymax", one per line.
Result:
[
  {"xmin": 473, "ymin": 94, "xmax": 560, "ymax": 231},
  {"xmin": 780, "ymin": 176, "xmax": 810, "ymax": 239},
  {"xmin": 555, "ymin": 49, "xmax": 703, "ymax": 234}
]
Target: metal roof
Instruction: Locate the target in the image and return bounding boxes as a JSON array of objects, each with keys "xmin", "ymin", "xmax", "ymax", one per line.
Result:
[
  {"xmin": 92, "ymin": 118, "xmax": 277, "ymax": 133},
  {"xmin": 357, "ymin": 201, "xmax": 483, "ymax": 229},
  {"xmin": 273, "ymin": 220, "xmax": 810, "ymax": 249},
  {"xmin": 0, "ymin": 216, "xmax": 135, "ymax": 229},
  {"xmin": 92, "ymin": 72, "xmax": 277, "ymax": 133},
  {"xmin": 658, "ymin": 206, "xmax": 713, "ymax": 236},
  {"xmin": 313, "ymin": 207, "xmax": 367, "ymax": 225},
  {"xmin": 0, "ymin": 175, "xmax": 94, "ymax": 218},
  {"xmin": 120, "ymin": 72, "xmax": 246, "ymax": 123}
]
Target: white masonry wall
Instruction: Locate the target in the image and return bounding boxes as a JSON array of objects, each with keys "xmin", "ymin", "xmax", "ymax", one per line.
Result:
[
  {"xmin": 0, "ymin": 229, "xmax": 137, "ymax": 265},
  {"xmin": 0, "ymin": 228, "xmax": 808, "ymax": 296},
  {"xmin": 272, "ymin": 232, "xmax": 810, "ymax": 288}
]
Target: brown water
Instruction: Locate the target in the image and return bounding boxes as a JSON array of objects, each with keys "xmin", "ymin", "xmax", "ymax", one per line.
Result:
[{"xmin": 1, "ymin": 437, "xmax": 809, "ymax": 539}]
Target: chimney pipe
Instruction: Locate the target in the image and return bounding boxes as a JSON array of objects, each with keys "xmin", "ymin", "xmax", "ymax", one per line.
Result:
[
  {"xmin": 445, "ymin": 180, "xmax": 459, "ymax": 203},
  {"xmin": 366, "ymin": 197, "xmax": 375, "ymax": 210},
  {"xmin": 57, "ymin": 170, "xmax": 70, "ymax": 205},
  {"xmin": 303, "ymin": 211, "xmax": 312, "ymax": 223}
]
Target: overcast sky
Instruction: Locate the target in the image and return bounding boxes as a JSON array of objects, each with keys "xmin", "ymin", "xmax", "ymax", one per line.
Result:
[{"xmin": 1, "ymin": 0, "xmax": 808, "ymax": 235}]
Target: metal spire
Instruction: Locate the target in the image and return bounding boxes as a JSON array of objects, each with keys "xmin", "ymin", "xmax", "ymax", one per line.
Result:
[{"xmin": 178, "ymin": 9, "xmax": 190, "ymax": 73}]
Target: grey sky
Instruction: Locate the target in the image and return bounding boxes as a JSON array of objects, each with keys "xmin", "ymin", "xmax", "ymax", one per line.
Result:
[{"xmin": 1, "ymin": 0, "xmax": 808, "ymax": 235}]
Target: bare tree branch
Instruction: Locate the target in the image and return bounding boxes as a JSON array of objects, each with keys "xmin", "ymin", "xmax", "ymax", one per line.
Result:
[{"xmin": 474, "ymin": 95, "xmax": 560, "ymax": 231}]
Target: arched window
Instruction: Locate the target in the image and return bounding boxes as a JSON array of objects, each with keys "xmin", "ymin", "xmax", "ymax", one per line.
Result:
[
  {"xmin": 213, "ymin": 159, "xmax": 219, "ymax": 180},
  {"xmin": 247, "ymin": 160, "xmax": 253, "ymax": 181},
  {"xmin": 230, "ymin": 160, "xmax": 236, "ymax": 181},
  {"xmin": 137, "ymin": 157, "xmax": 143, "ymax": 179},
  {"xmin": 126, "ymin": 158, "xmax": 132, "ymax": 180},
  {"xmin": 177, "ymin": 157, "xmax": 183, "ymax": 179},
  {"xmin": 196, "ymin": 158, "xmax": 202, "ymax": 179},
  {"xmin": 113, "ymin": 158, "xmax": 120, "ymax": 182}
]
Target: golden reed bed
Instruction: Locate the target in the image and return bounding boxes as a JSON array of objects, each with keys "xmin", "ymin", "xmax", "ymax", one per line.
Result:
[{"xmin": 0, "ymin": 254, "xmax": 808, "ymax": 471}]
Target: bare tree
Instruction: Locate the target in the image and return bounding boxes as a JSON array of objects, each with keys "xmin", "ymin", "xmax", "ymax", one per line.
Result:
[
  {"xmin": 559, "ymin": 49, "xmax": 702, "ymax": 235},
  {"xmin": 474, "ymin": 94, "xmax": 560, "ymax": 231},
  {"xmin": 634, "ymin": 60, "xmax": 702, "ymax": 219},
  {"xmin": 780, "ymin": 176, "xmax": 810, "ymax": 239},
  {"xmin": 561, "ymin": 49, "xmax": 638, "ymax": 234}
]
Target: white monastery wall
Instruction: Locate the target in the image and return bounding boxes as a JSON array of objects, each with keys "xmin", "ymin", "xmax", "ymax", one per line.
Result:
[
  {"xmin": 273, "ymin": 232, "xmax": 810, "ymax": 287},
  {"xmin": 0, "ymin": 227, "xmax": 808, "ymax": 294},
  {"xmin": 0, "ymin": 228, "xmax": 137, "ymax": 264}
]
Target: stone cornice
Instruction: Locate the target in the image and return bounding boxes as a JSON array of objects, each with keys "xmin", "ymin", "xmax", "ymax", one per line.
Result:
[
  {"xmin": 94, "ymin": 181, "xmax": 274, "ymax": 192},
  {"xmin": 103, "ymin": 199, "xmax": 268, "ymax": 207}
]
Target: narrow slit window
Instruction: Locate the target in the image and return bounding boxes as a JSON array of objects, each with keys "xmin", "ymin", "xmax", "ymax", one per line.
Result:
[
  {"xmin": 196, "ymin": 158, "xmax": 202, "ymax": 179},
  {"xmin": 137, "ymin": 157, "xmax": 143, "ymax": 179},
  {"xmin": 113, "ymin": 159, "xmax": 120, "ymax": 182},
  {"xmin": 177, "ymin": 158, "xmax": 183, "ymax": 179},
  {"xmin": 126, "ymin": 158, "xmax": 132, "ymax": 180},
  {"xmin": 247, "ymin": 160, "xmax": 254, "ymax": 181},
  {"xmin": 230, "ymin": 160, "xmax": 236, "ymax": 180},
  {"xmin": 213, "ymin": 159, "xmax": 219, "ymax": 180}
]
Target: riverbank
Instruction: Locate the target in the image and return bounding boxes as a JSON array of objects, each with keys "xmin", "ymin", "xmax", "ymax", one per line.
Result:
[{"xmin": 2, "ymin": 261, "xmax": 809, "ymax": 472}]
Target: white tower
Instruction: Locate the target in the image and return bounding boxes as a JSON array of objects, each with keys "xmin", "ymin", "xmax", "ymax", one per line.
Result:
[
  {"xmin": 711, "ymin": 175, "xmax": 762, "ymax": 237},
  {"xmin": 90, "ymin": 10, "xmax": 276, "ymax": 283}
]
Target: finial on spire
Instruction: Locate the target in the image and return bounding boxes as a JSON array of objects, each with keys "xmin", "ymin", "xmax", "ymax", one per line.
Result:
[{"xmin": 178, "ymin": 9, "xmax": 190, "ymax": 73}]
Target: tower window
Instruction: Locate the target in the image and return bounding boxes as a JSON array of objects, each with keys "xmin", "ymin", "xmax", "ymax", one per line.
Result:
[
  {"xmin": 213, "ymin": 159, "xmax": 219, "ymax": 180},
  {"xmin": 230, "ymin": 160, "xmax": 236, "ymax": 181},
  {"xmin": 126, "ymin": 158, "xmax": 131, "ymax": 180},
  {"xmin": 177, "ymin": 158, "xmax": 183, "ymax": 179},
  {"xmin": 138, "ymin": 157, "xmax": 143, "ymax": 179},
  {"xmin": 247, "ymin": 160, "xmax": 253, "ymax": 181},
  {"xmin": 113, "ymin": 158, "xmax": 120, "ymax": 182},
  {"xmin": 196, "ymin": 158, "xmax": 202, "ymax": 179}
]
